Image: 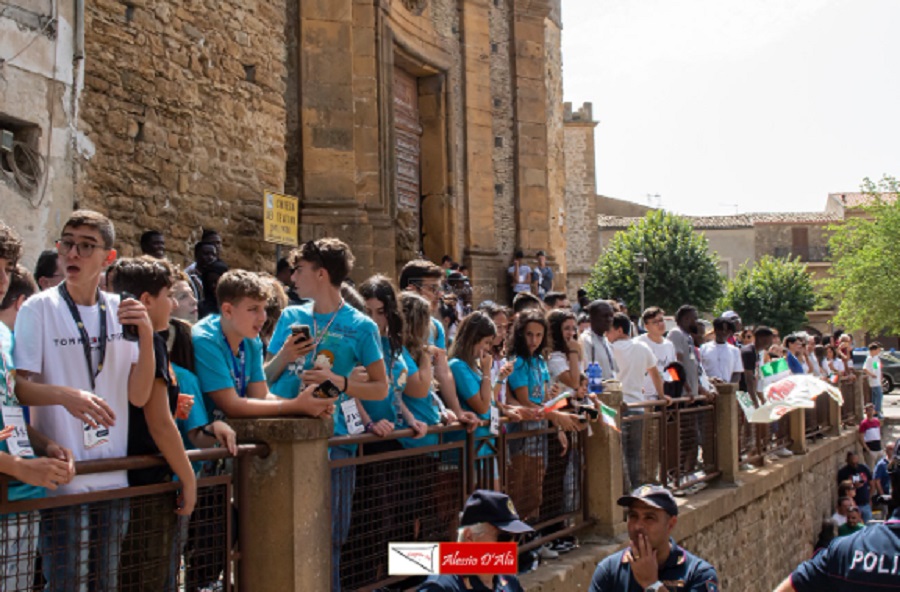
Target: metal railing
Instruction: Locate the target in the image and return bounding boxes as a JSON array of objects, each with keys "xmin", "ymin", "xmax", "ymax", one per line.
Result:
[
  {"xmin": 329, "ymin": 420, "xmax": 589, "ymax": 591},
  {"xmin": 621, "ymin": 396, "xmax": 720, "ymax": 493},
  {"xmin": 761, "ymin": 414, "xmax": 793, "ymax": 454},
  {"xmin": 0, "ymin": 444, "xmax": 268, "ymax": 592},
  {"xmin": 738, "ymin": 407, "xmax": 765, "ymax": 466},
  {"xmin": 840, "ymin": 377, "xmax": 859, "ymax": 424},
  {"xmin": 805, "ymin": 392, "xmax": 832, "ymax": 439}
]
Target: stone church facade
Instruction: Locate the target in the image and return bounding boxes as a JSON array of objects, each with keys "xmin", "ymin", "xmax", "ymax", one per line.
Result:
[{"xmin": 3, "ymin": 0, "xmax": 600, "ymax": 302}]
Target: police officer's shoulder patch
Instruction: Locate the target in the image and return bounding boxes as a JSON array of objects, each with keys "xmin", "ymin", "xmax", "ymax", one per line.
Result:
[{"xmin": 705, "ymin": 582, "xmax": 718, "ymax": 592}]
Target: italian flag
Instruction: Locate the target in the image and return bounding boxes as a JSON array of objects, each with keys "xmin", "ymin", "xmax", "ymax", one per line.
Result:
[
  {"xmin": 600, "ymin": 402, "xmax": 619, "ymax": 432},
  {"xmin": 759, "ymin": 357, "xmax": 791, "ymax": 390}
]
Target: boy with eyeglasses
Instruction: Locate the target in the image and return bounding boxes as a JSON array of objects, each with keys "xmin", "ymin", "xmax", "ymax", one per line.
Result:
[
  {"xmin": 0, "ymin": 220, "xmax": 76, "ymax": 591},
  {"xmin": 14, "ymin": 210, "xmax": 157, "ymax": 591}
]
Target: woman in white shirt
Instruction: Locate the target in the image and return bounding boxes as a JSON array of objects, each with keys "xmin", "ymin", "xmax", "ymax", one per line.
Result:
[{"xmin": 547, "ymin": 309, "xmax": 582, "ymax": 389}]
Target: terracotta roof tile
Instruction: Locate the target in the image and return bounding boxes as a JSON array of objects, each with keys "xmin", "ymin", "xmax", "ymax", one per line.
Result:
[{"xmin": 597, "ymin": 212, "xmax": 841, "ymax": 229}]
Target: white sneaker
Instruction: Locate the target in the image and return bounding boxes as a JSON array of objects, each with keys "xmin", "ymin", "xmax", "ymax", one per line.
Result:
[
  {"xmin": 538, "ymin": 544, "xmax": 559, "ymax": 560},
  {"xmin": 774, "ymin": 447, "xmax": 794, "ymax": 458}
]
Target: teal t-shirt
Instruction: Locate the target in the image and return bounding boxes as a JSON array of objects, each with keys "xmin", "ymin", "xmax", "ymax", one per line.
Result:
[
  {"xmin": 399, "ymin": 347, "xmax": 440, "ymax": 449},
  {"xmin": 430, "ymin": 317, "xmax": 446, "ymax": 349},
  {"xmin": 191, "ymin": 315, "xmax": 266, "ymax": 420},
  {"xmin": 448, "ymin": 358, "xmax": 494, "ymax": 456},
  {"xmin": 172, "ymin": 363, "xmax": 210, "ymax": 474},
  {"xmin": 507, "ymin": 356, "xmax": 550, "ymax": 405},
  {"xmin": 268, "ymin": 302, "xmax": 383, "ymax": 438},
  {"xmin": 0, "ymin": 324, "xmax": 44, "ymax": 503},
  {"xmin": 360, "ymin": 337, "xmax": 407, "ymax": 424}
]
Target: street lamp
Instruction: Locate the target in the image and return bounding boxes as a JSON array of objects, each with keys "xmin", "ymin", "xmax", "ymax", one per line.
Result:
[{"xmin": 633, "ymin": 252, "xmax": 648, "ymax": 314}]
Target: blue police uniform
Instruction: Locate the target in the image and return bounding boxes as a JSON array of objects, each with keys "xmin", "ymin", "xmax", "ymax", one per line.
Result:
[
  {"xmin": 418, "ymin": 574, "xmax": 524, "ymax": 591},
  {"xmin": 789, "ymin": 508, "xmax": 900, "ymax": 591},
  {"xmin": 589, "ymin": 538, "xmax": 719, "ymax": 592}
]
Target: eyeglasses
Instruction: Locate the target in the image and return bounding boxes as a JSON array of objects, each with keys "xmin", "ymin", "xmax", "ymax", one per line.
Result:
[
  {"xmin": 416, "ymin": 282, "xmax": 442, "ymax": 295},
  {"xmin": 56, "ymin": 239, "xmax": 106, "ymax": 258}
]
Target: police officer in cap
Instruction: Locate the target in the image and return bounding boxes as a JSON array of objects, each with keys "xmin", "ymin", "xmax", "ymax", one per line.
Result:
[
  {"xmin": 418, "ymin": 490, "xmax": 533, "ymax": 591},
  {"xmin": 775, "ymin": 504, "xmax": 900, "ymax": 591},
  {"xmin": 590, "ymin": 484, "xmax": 719, "ymax": 592}
]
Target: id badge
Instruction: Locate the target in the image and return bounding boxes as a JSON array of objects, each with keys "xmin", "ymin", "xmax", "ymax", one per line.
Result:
[
  {"xmin": 341, "ymin": 398, "xmax": 365, "ymax": 435},
  {"xmin": 489, "ymin": 404, "xmax": 500, "ymax": 436},
  {"xmin": 2, "ymin": 405, "xmax": 34, "ymax": 457},
  {"xmin": 83, "ymin": 422, "xmax": 110, "ymax": 450}
]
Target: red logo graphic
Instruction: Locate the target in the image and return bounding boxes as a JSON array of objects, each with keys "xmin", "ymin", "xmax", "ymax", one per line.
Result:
[{"xmin": 439, "ymin": 543, "xmax": 518, "ymax": 575}]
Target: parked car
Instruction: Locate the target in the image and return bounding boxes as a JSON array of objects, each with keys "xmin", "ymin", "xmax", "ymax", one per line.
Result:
[{"xmin": 851, "ymin": 348, "xmax": 900, "ymax": 393}]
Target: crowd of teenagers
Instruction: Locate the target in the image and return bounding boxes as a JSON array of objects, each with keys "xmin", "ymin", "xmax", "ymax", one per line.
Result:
[{"xmin": 1, "ymin": 209, "xmax": 897, "ymax": 591}]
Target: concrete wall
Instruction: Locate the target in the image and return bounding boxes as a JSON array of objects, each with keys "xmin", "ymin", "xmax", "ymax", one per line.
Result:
[
  {"xmin": 755, "ymin": 222, "xmax": 831, "ymax": 259},
  {"xmin": 0, "ymin": 0, "xmax": 78, "ymax": 269},
  {"xmin": 700, "ymin": 227, "xmax": 755, "ymax": 279}
]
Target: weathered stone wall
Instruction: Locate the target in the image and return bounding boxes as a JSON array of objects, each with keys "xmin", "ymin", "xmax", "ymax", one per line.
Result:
[
  {"xmin": 490, "ymin": 0, "xmax": 516, "ymax": 262},
  {"xmin": 0, "ymin": 0, "xmax": 78, "ymax": 269},
  {"xmin": 545, "ymin": 14, "xmax": 567, "ymax": 291},
  {"xmin": 76, "ymin": 0, "xmax": 287, "ymax": 271},
  {"xmin": 521, "ymin": 429, "xmax": 858, "ymax": 592},
  {"xmin": 680, "ymin": 434, "xmax": 854, "ymax": 591},
  {"xmin": 563, "ymin": 103, "xmax": 598, "ymax": 294}
]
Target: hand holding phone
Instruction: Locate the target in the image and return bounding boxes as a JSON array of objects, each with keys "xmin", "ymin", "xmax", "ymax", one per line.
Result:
[
  {"xmin": 312, "ymin": 379, "xmax": 341, "ymax": 400},
  {"xmin": 290, "ymin": 324, "xmax": 311, "ymax": 344}
]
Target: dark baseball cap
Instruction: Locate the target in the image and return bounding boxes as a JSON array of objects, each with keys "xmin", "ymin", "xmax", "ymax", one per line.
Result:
[
  {"xmin": 617, "ymin": 484, "xmax": 679, "ymax": 516},
  {"xmin": 459, "ymin": 490, "xmax": 534, "ymax": 533}
]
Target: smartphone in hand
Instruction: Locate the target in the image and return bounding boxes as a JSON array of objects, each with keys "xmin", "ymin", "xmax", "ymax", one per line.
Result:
[
  {"xmin": 313, "ymin": 380, "xmax": 341, "ymax": 399},
  {"xmin": 119, "ymin": 291, "xmax": 140, "ymax": 342},
  {"xmin": 290, "ymin": 324, "xmax": 311, "ymax": 344}
]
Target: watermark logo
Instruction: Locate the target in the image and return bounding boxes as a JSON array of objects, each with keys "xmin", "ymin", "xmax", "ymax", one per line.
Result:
[{"xmin": 388, "ymin": 542, "xmax": 518, "ymax": 576}]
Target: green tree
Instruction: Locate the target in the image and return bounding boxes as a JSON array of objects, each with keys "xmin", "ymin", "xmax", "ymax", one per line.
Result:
[
  {"xmin": 718, "ymin": 255, "xmax": 817, "ymax": 335},
  {"xmin": 586, "ymin": 210, "xmax": 723, "ymax": 313},
  {"xmin": 823, "ymin": 175, "xmax": 900, "ymax": 334}
]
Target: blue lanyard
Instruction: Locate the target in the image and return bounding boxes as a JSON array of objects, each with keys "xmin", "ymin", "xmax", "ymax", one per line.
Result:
[{"xmin": 223, "ymin": 331, "xmax": 247, "ymax": 398}]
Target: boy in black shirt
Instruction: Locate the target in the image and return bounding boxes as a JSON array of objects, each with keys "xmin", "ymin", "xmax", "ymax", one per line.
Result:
[{"xmin": 110, "ymin": 256, "xmax": 196, "ymax": 590}]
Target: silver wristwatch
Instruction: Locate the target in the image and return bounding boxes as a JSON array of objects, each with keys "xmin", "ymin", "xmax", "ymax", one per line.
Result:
[{"xmin": 645, "ymin": 582, "xmax": 665, "ymax": 592}]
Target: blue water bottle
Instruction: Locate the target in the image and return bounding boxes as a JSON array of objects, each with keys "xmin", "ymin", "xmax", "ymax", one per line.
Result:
[{"xmin": 588, "ymin": 362, "xmax": 603, "ymax": 394}]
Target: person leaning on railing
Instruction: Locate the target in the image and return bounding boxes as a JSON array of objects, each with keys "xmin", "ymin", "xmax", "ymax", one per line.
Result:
[
  {"xmin": 109, "ymin": 256, "xmax": 202, "ymax": 591},
  {"xmin": 166, "ymin": 316, "xmax": 237, "ymax": 591},
  {"xmin": 13, "ymin": 210, "xmax": 158, "ymax": 591},
  {"xmin": 265, "ymin": 239, "xmax": 388, "ymax": 592},
  {"xmin": 0, "ymin": 219, "xmax": 75, "ymax": 592}
]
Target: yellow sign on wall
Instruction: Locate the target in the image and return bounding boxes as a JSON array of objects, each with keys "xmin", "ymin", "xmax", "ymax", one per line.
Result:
[{"xmin": 263, "ymin": 191, "xmax": 299, "ymax": 246}]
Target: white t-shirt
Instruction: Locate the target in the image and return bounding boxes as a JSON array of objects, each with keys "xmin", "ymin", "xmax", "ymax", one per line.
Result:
[
  {"xmin": 831, "ymin": 358, "xmax": 846, "ymax": 374},
  {"xmin": 864, "ymin": 355, "xmax": 882, "ymax": 388},
  {"xmin": 636, "ymin": 334, "xmax": 675, "ymax": 397},
  {"xmin": 14, "ymin": 287, "xmax": 139, "ymax": 495},
  {"xmin": 547, "ymin": 351, "xmax": 569, "ymax": 383},
  {"xmin": 831, "ymin": 511, "xmax": 847, "ymax": 527},
  {"xmin": 808, "ymin": 356, "xmax": 822, "ymax": 377},
  {"xmin": 507, "ymin": 264, "xmax": 532, "ymax": 293},
  {"xmin": 699, "ymin": 342, "xmax": 744, "ymax": 382},
  {"xmin": 610, "ymin": 338, "xmax": 657, "ymax": 404}
]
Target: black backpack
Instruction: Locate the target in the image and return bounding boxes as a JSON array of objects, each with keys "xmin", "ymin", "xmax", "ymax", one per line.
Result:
[{"xmin": 663, "ymin": 361, "xmax": 686, "ymax": 399}]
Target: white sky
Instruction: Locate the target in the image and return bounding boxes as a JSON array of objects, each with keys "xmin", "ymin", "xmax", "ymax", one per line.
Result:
[{"xmin": 561, "ymin": 0, "xmax": 900, "ymax": 216}]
